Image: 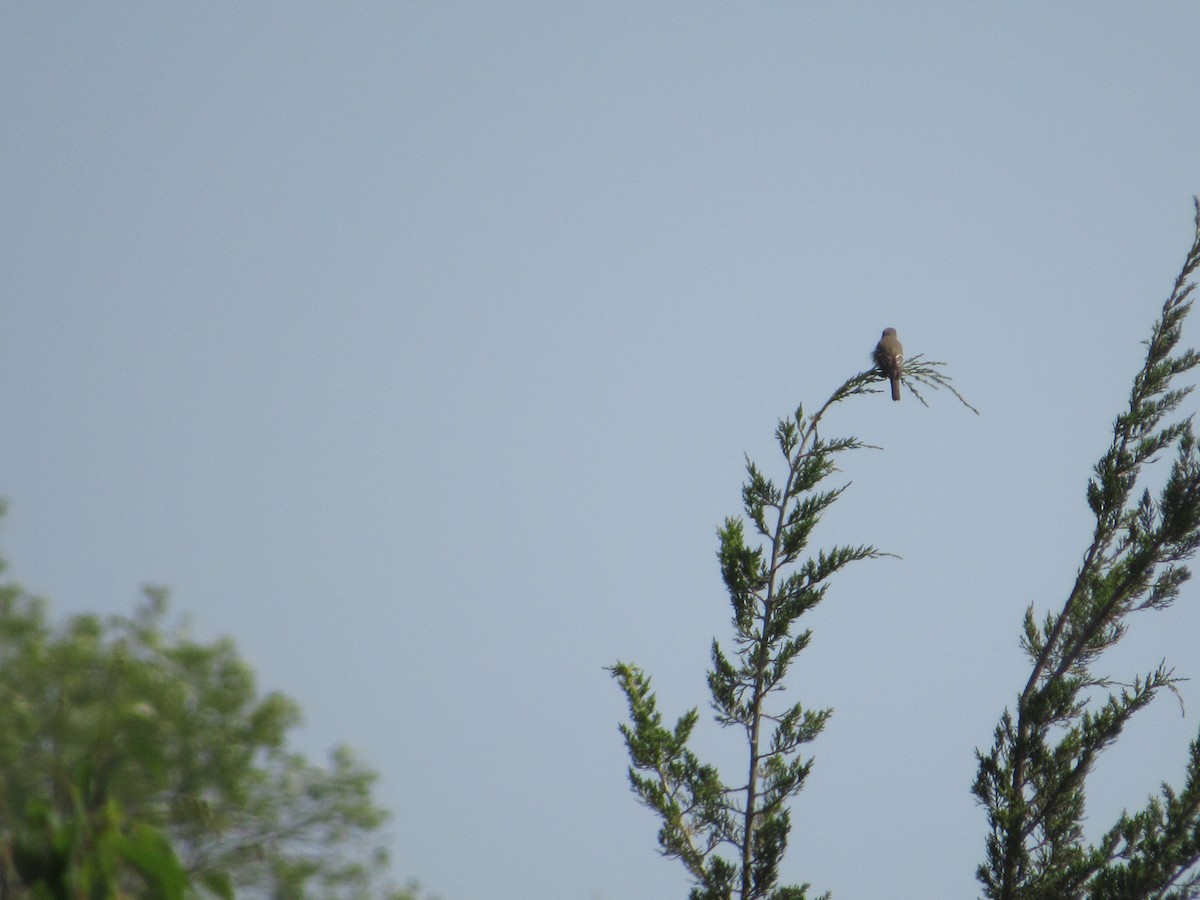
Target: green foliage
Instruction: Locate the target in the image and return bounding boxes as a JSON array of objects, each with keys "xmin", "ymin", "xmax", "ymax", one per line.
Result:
[
  {"xmin": 612, "ymin": 353, "xmax": 971, "ymax": 898},
  {"xmin": 974, "ymin": 199, "xmax": 1200, "ymax": 900},
  {"xmin": 0, "ymin": 546, "xmax": 404, "ymax": 900},
  {"xmin": 9, "ymin": 773, "xmax": 192, "ymax": 900}
]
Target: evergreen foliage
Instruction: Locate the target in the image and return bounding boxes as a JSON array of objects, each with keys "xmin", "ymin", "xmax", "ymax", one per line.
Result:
[
  {"xmin": 611, "ymin": 349, "xmax": 971, "ymax": 898},
  {"xmin": 974, "ymin": 199, "xmax": 1200, "ymax": 899}
]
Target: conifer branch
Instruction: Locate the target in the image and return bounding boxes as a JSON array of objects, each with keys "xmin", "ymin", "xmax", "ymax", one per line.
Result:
[
  {"xmin": 976, "ymin": 198, "xmax": 1200, "ymax": 900},
  {"xmin": 612, "ymin": 337, "xmax": 972, "ymax": 898}
]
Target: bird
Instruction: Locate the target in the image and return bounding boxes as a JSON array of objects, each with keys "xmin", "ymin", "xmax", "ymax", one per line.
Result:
[{"xmin": 873, "ymin": 327, "xmax": 904, "ymax": 401}]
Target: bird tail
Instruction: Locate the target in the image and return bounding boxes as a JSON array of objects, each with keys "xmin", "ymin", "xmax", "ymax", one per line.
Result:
[{"xmin": 891, "ymin": 377, "xmax": 901, "ymax": 401}]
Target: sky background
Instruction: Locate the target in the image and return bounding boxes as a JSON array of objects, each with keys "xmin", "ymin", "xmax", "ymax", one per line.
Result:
[{"xmin": 3, "ymin": 5, "xmax": 1200, "ymax": 899}]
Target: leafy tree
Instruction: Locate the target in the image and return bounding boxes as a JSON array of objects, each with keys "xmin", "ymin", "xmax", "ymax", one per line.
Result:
[
  {"xmin": 974, "ymin": 202, "xmax": 1200, "ymax": 899},
  {"xmin": 610, "ymin": 346, "xmax": 973, "ymax": 897},
  {"xmin": 8, "ymin": 768, "xmax": 191, "ymax": 900},
  {"xmin": 0, "ymin": 534, "xmax": 413, "ymax": 900}
]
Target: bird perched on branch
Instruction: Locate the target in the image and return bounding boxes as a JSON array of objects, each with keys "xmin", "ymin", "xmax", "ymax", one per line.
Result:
[{"xmin": 873, "ymin": 327, "xmax": 904, "ymax": 401}]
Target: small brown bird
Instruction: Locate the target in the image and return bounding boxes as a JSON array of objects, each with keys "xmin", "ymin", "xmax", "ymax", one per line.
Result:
[{"xmin": 873, "ymin": 327, "xmax": 904, "ymax": 401}]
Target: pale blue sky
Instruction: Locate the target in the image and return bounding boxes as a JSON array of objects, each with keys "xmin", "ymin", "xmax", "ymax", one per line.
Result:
[{"xmin": 3, "ymin": 5, "xmax": 1200, "ymax": 899}]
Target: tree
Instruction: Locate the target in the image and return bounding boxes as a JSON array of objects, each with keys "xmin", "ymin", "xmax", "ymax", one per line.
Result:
[
  {"xmin": 610, "ymin": 344, "xmax": 973, "ymax": 897},
  {"xmin": 974, "ymin": 202, "xmax": 1200, "ymax": 899},
  {"xmin": 0, "ymin": 533, "xmax": 413, "ymax": 900},
  {"xmin": 8, "ymin": 771, "xmax": 191, "ymax": 900}
]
